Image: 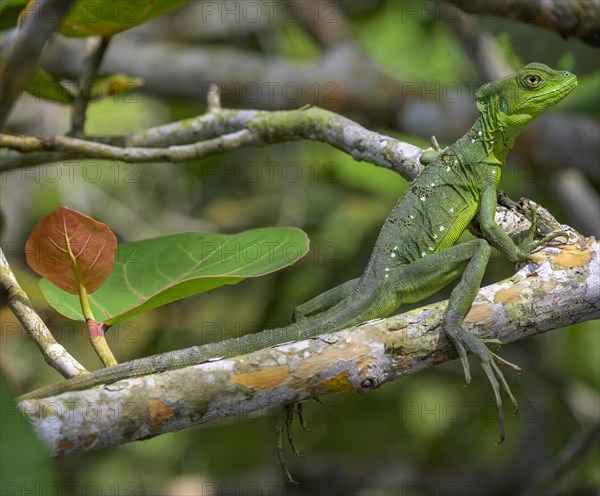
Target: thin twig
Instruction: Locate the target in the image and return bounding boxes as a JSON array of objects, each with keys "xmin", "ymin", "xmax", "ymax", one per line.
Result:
[
  {"xmin": 206, "ymin": 83, "xmax": 221, "ymax": 112},
  {"xmin": 0, "ymin": 249, "xmax": 87, "ymax": 378},
  {"xmin": 70, "ymin": 36, "xmax": 111, "ymax": 136}
]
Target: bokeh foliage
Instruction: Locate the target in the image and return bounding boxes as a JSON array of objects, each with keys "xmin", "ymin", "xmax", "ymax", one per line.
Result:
[{"xmin": 1, "ymin": 1, "xmax": 598, "ymax": 495}]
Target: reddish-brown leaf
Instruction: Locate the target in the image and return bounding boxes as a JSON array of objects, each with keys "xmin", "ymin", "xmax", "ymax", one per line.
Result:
[{"xmin": 25, "ymin": 206, "xmax": 117, "ymax": 294}]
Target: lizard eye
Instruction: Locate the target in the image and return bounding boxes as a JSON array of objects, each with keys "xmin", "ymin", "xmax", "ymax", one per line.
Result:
[{"xmin": 524, "ymin": 74, "xmax": 541, "ymax": 87}]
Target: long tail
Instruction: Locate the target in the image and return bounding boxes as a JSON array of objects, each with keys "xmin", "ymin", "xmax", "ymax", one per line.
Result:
[{"xmin": 18, "ymin": 287, "xmax": 385, "ymax": 401}]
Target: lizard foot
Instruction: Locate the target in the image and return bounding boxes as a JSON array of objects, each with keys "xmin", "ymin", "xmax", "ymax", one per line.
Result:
[
  {"xmin": 516, "ymin": 208, "xmax": 569, "ymax": 261},
  {"xmin": 276, "ymin": 401, "xmax": 312, "ymax": 484},
  {"xmin": 444, "ymin": 319, "xmax": 520, "ymax": 444}
]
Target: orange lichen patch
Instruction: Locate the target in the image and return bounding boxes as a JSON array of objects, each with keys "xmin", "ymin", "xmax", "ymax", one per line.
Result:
[
  {"xmin": 230, "ymin": 365, "xmax": 290, "ymax": 390},
  {"xmin": 466, "ymin": 303, "xmax": 493, "ymax": 326},
  {"xmin": 356, "ymin": 345, "xmax": 379, "ymax": 371},
  {"xmin": 494, "ymin": 283, "xmax": 526, "ymax": 303},
  {"xmin": 392, "ymin": 354, "xmax": 416, "ymax": 372},
  {"xmin": 320, "ymin": 371, "xmax": 354, "ymax": 392},
  {"xmin": 83, "ymin": 433, "xmax": 97, "ymax": 447},
  {"xmin": 149, "ymin": 398, "xmax": 175, "ymax": 435},
  {"xmin": 552, "ymin": 246, "xmax": 591, "ymax": 268},
  {"xmin": 540, "ymin": 280, "xmax": 558, "ymax": 293},
  {"xmin": 57, "ymin": 438, "xmax": 73, "ymax": 450}
]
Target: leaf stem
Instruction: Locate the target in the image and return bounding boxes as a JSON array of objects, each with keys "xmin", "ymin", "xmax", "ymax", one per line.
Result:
[
  {"xmin": 78, "ymin": 282, "xmax": 117, "ymax": 367},
  {"xmin": 63, "ymin": 220, "xmax": 117, "ymax": 368}
]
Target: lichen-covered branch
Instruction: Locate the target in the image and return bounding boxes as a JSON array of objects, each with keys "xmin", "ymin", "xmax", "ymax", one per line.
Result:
[
  {"xmin": 0, "ymin": 249, "xmax": 87, "ymax": 378},
  {"xmin": 0, "ymin": 106, "xmax": 424, "ymax": 180},
  {"xmin": 18, "ymin": 236, "xmax": 599, "ymax": 457}
]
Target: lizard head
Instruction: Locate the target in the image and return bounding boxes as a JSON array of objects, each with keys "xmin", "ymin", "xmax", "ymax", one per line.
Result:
[{"xmin": 475, "ymin": 63, "xmax": 577, "ymax": 129}]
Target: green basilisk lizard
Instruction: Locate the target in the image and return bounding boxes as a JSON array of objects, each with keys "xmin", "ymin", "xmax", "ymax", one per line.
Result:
[{"xmin": 19, "ymin": 63, "xmax": 576, "ymax": 444}]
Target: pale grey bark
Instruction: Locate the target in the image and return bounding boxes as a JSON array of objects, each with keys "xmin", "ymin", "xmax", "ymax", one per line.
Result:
[
  {"xmin": 0, "ymin": 106, "xmax": 424, "ymax": 180},
  {"xmin": 19, "ymin": 235, "xmax": 599, "ymax": 456}
]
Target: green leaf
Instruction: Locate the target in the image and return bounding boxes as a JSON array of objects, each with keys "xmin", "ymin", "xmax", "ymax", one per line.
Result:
[
  {"xmin": 40, "ymin": 228, "xmax": 309, "ymax": 325},
  {"xmin": 56, "ymin": 0, "xmax": 190, "ymax": 37},
  {"xmin": 24, "ymin": 68, "xmax": 74, "ymax": 104},
  {"xmin": 4, "ymin": 0, "xmax": 189, "ymax": 34}
]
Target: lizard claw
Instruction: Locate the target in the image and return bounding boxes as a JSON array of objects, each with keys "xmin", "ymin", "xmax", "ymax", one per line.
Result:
[
  {"xmin": 489, "ymin": 350, "xmax": 522, "ymax": 375},
  {"xmin": 276, "ymin": 402, "xmax": 312, "ymax": 484},
  {"xmin": 444, "ymin": 323, "xmax": 520, "ymax": 444},
  {"xmin": 455, "ymin": 339, "xmax": 471, "ymax": 388},
  {"xmin": 482, "ymin": 338, "xmax": 503, "ymax": 348},
  {"xmin": 515, "ymin": 208, "xmax": 569, "ymax": 261}
]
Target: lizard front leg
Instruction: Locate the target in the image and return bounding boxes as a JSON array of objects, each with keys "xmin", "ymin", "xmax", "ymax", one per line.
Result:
[{"xmin": 477, "ymin": 184, "xmax": 567, "ymax": 263}]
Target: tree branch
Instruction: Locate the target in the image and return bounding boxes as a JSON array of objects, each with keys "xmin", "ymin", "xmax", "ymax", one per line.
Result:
[
  {"xmin": 0, "ymin": 249, "xmax": 87, "ymax": 378},
  {"xmin": 0, "ymin": 0, "xmax": 77, "ymax": 129},
  {"xmin": 0, "ymin": 106, "xmax": 424, "ymax": 180},
  {"xmin": 444, "ymin": 0, "xmax": 600, "ymax": 47},
  {"xmin": 18, "ymin": 235, "xmax": 599, "ymax": 456}
]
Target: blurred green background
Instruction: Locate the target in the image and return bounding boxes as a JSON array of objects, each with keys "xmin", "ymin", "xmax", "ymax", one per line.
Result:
[{"xmin": 1, "ymin": 1, "xmax": 598, "ymax": 495}]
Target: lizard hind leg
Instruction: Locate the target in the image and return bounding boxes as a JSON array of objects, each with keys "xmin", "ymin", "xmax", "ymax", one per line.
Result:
[
  {"xmin": 442, "ymin": 239, "xmax": 520, "ymax": 444},
  {"xmin": 392, "ymin": 238, "xmax": 520, "ymax": 444}
]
